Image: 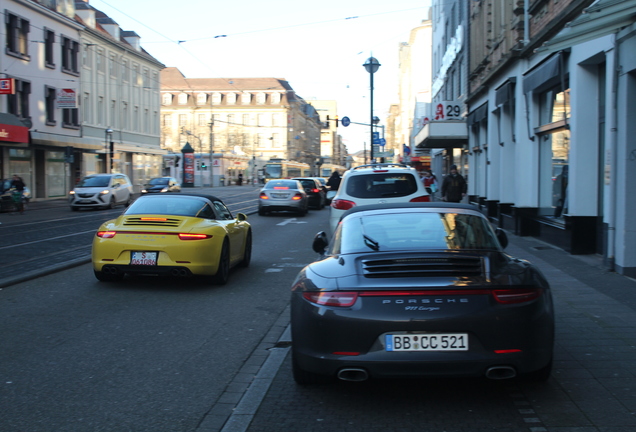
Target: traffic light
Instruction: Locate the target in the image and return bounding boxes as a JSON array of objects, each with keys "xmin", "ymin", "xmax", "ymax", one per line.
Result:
[{"xmin": 325, "ymin": 115, "xmax": 330, "ymax": 128}]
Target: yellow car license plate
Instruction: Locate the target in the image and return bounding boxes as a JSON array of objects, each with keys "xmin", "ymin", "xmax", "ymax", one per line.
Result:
[{"xmin": 131, "ymin": 251, "xmax": 157, "ymax": 266}]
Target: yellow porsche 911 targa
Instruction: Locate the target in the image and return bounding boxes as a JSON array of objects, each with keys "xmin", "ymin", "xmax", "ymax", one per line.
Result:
[{"xmin": 92, "ymin": 194, "xmax": 251, "ymax": 284}]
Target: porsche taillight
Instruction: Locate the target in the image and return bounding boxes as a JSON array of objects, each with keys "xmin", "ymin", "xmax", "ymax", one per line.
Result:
[
  {"xmin": 303, "ymin": 292, "xmax": 358, "ymax": 307},
  {"xmin": 178, "ymin": 233, "xmax": 212, "ymax": 240},
  {"xmin": 492, "ymin": 288, "xmax": 542, "ymax": 304},
  {"xmin": 96, "ymin": 231, "xmax": 117, "ymax": 238}
]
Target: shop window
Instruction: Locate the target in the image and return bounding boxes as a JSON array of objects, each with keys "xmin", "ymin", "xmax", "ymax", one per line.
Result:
[{"xmin": 536, "ymin": 85, "xmax": 571, "ymax": 219}]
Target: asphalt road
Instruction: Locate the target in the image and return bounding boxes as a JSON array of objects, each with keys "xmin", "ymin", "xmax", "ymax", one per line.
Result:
[{"xmin": 0, "ymin": 193, "xmax": 327, "ymax": 432}]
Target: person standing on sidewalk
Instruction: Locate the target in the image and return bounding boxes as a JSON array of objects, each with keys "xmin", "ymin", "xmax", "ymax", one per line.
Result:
[{"xmin": 441, "ymin": 165, "xmax": 467, "ymax": 203}]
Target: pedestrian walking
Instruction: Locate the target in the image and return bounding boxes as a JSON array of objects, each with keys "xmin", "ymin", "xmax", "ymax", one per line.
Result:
[
  {"xmin": 421, "ymin": 170, "xmax": 438, "ymax": 200},
  {"xmin": 441, "ymin": 165, "xmax": 467, "ymax": 203},
  {"xmin": 326, "ymin": 170, "xmax": 341, "ymax": 191}
]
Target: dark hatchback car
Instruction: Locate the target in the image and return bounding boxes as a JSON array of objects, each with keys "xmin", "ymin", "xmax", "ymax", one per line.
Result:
[
  {"xmin": 141, "ymin": 177, "xmax": 181, "ymax": 194},
  {"xmin": 291, "ymin": 177, "xmax": 326, "ymax": 209},
  {"xmin": 290, "ymin": 203, "xmax": 554, "ymax": 385}
]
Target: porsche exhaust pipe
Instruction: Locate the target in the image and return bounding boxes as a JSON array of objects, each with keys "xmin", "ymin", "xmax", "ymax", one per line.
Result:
[
  {"xmin": 485, "ymin": 366, "xmax": 517, "ymax": 380},
  {"xmin": 337, "ymin": 368, "xmax": 369, "ymax": 382},
  {"xmin": 170, "ymin": 268, "xmax": 191, "ymax": 277}
]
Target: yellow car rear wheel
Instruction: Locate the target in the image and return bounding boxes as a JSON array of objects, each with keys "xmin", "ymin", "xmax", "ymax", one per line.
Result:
[{"xmin": 212, "ymin": 240, "xmax": 230, "ymax": 285}]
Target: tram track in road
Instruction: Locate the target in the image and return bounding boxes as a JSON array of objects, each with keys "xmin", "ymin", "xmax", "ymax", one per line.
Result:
[{"xmin": 0, "ymin": 188, "xmax": 261, "ymax": 288}]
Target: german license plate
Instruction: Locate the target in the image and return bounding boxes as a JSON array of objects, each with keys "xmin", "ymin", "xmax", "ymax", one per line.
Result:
[
  {"xmin": 131, "ymin": 251, "xmax": 157, "ymax": 266},
  {"xmin": 385, "ymin": 334, "xmax": 468, "ymax": 351},
  {"xmin": 272, "ymin": 193, "xmax": 287, "ymax": 198}
]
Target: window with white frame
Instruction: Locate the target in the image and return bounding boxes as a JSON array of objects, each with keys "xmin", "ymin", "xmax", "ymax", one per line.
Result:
[
  {"xmin": 132, "ymin": 64, "xmax": 139, "ymax": 85},
  {"xmin": 61, "ymin": 36, "xmax": 80, "ymax": 75},
  {"xmin": 242, "ymin": 114, "xmax": 250, "ymax": 125},
  {"xmin": 179, "ymin": 114, "xmax": 187, "ymax": 127},
  {"xmin": 6, "ymin": 12, "xmax": 29, "ymax": 59},
  {"xmin": 178, "ymin": 93, "xmax": 188, "ymax": 105},
  {"xmin": 198, "ymin": 114, "xmax": 207, "ymax": 126},
  {"xmin": 7, "ymin": 79, "xmax": 30, "ymax": 119},
  {"xmin": 271, "ymin": 133, "xmax": 281, "ymax": 148},
  {"xmin": 257, "ymin": 113, "xmax": 268, "ymax": 126},
  {"xmin": 83, "ymin": 92, "xmax": 91, "ymax": 124},
  {"xmin": 82, "ymin": 43, "xmax": 92, "ymax": 68},
  {"xmin": 163, "ymin": 114, "xmax": 172, "ymax": 127},
  {"xmin": 256, "ymin": 93, "xmax": 266, "ymax": 104},
  {"xmin": 96, "ymin": 49, "xmax": 105, "ymax": 72},
  {"xmin": 197, "ymin": 93, "xmax": 207, "ymax": 105},
  {"xmin": 44, "ymin": 28, "xmax": 55, "ymax": 68},
  {"xmin": 272, "ymin": 113, "xmax": 282, "ymax": 126},
  {"xmin": 226, "ymin": 93, "xmax": 237, "ymax": 104},
  {"xmin": 97, "ymin": 96, "xmax": 104, "ymax": 125},
  {"xmin": 122, "ymin": 59, "xmax": 129, "ymax": 81},
  {"xmin": 162, "ymin": 93, "xmax": 172, "ymax": 105},
  {"xmin": 108, "ymin": 54, "xmax": 117, "ymax": 77},
  {"xmin": 212, "ymin": 93, "xmax": 222, "ymax": 104},
  {"xmin": 45, "ymin": 86, "xmax": 56, "ymax": 124},
  {"xmin": 241, "ymin": 92, "xmax": 251, "ymax": 104},
  {"xmin": 121, "ymin": 102, "xmax": 128, "ymax": 130},
  {"xmin": 270, "ymin": 93, "xmax": 281, "ymax": 104}
]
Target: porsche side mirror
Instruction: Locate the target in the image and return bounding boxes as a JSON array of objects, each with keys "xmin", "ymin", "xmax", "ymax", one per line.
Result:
[
  {"xmin": 312, "ymin": 231, "xmax": 329, "ymax": 254},
  {"xmin": 496, "ymin": 228, "xmax": 508, "ymax": 249},
  {"xmin": 237, "ymin": 213, "xmax": 248, "ymax": 221}
]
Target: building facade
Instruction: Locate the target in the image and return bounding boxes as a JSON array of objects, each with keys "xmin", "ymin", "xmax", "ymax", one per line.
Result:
[
  {"xmin": 160, "ymin": 67, "xmax": 322, "ymax": 186},
  {"xmin": 462, "ymin": 0, "xmax": 636, "ymax": 277},
  {"xmin": 0, "ymin": 0, "xmax": 165, "ymax": 199},
  {"xmin": 413, "ymin": 1, "xmax": 469, "ymax": 179}
]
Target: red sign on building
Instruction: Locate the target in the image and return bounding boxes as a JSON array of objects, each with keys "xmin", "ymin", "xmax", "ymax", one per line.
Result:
[{"xmin": 0, "ymin": 78, "xmax": 15, "ymax": 95}]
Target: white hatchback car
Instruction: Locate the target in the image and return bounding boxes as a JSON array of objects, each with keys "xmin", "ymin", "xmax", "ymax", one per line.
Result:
[
  {"xmin": 70, "ymin": 173, "xmax": 134, "ymax": 211},
  {"xmin": 328, "ymin": 163, "xmax": 430, "ymax": 233}
]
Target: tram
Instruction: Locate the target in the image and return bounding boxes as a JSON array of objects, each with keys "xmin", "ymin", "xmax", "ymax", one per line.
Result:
[
  {"xmin": 317, "ymin": 163, "xmax": 346, "ymax": 178},
  {"xmin": 263, "ymin": 159, "xmax": 311, "ymax": 180}
]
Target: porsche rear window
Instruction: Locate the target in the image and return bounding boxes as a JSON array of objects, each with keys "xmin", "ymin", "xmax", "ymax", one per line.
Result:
[
  {"xmin": 125, "ymin": 197, "xmax": 214, "ymax": 218},
  {"xmin": 333, "ymin": 212, "xmax": 501, "ymax": 254}
]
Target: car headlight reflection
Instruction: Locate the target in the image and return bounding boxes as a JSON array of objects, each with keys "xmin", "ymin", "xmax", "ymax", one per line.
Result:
[{"xmin": 100, "ymin": 189, "xmax": 111, "ymax": 195}]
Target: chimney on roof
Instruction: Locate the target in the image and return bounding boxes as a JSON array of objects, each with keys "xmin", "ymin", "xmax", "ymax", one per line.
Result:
[
  {"xmin": 74, "ymin": 1, "xmax": 95, "ymax": 28},
  {"xmin": 96, "ymin": 17, "xmax": 120, "ymax": 40},
  {"xmin": 122, "ymin": 31, "xmax": 141, "ymax": 52}
]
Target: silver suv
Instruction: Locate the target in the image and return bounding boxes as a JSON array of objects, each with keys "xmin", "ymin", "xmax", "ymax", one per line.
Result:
[
  {"xmin": 70, "ymin": 173, "xmax": 134, "ymax": 211},
  {"xmin": 329, "ymin": 163, "xmax": 430, "ymax": 233}
]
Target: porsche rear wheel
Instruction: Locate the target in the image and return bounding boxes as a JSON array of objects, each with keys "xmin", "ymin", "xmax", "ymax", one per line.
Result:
[
  {"xmin": 239, "ymin": 231, "xmax": 252, "ymax": 268},
  {"xmin": 212, "ymin": 240, "xmax": 230, "ymax": 285}
]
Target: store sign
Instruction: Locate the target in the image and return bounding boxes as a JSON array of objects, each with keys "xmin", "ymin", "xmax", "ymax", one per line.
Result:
[
  {"xmin": 0, "ymin": 78, "xmax": 15, "ymax": 95},
  {"xmin": 433, "ymin": 101, "xmax": 463, "ymax": 121},
  {"xmin": 0, "ymin": 124, "xmax": 29, "ymax": 143},
  {"xmin": 56, "ymin": 88, "xmax": 77, "ymax": 109}
]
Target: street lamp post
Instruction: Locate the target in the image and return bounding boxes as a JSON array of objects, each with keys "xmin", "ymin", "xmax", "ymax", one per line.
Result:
[
  {"xmin": 104, "ymin": 127, "xmax": 113, "ymax": 173},
  {"xmin": 363, "ymin": 57, "xmax": 381, "ymax": 162}
]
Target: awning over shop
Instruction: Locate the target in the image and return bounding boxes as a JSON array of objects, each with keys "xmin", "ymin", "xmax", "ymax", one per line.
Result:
[
  {"xmin": 467, "ymin": 102, "xmax": 489, "ymax": 127},
  {"xmin": 0, "ymin": 113, "xmax": 29, "ymax": 144},
  {"xmin": 536, "ymin": 0, "xmax": 636, "ymax": 54},
  {"xmin": 495, "ymin": 78, "xmax": 517, "ymax": 107},
  {"xmin": 414, "ymin": 121, "xmax": 468, "ymax": 149},
  {"xmin": 523, "ymin": 52, "xmax": 563, "ymax": 94}
]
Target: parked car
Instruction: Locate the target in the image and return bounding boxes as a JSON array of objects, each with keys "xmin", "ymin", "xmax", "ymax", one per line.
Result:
[
  {"xmin": 91, "ymin": 193, "xmax": 251, "ymax": 285},
  {"xmin": 329, "ymin": 163, "xmax": 430, "ymax": 233},
  {"xmin": 70, "ymin": 173, "xmax": 133, "ymax": 211},
  {"xmin": 291, "ymin": 177, "xmax": 326, "ymax": 209},
  {"xmin": 258, "ymin": 179, "xmax": 309, "ymax": 216},
  {"xmin": 291, "ymin": 202, "xmax": 554, "ymax": 385},
  {"xmin": 141, "ymin": 177, "xmax": 181, "ymax": 194}
]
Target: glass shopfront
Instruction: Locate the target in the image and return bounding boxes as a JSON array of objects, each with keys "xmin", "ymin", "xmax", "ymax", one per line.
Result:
[{"xmin": 537, "ymin": 87, "xmax": 570, "ymax": 220}]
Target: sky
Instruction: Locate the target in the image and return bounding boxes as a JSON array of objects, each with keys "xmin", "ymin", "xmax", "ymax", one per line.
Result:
[{"xmin": 91, "ymin": 0, "xmax": 431, "ymax": 153}]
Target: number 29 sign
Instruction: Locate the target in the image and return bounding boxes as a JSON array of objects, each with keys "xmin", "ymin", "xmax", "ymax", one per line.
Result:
[{"xmin": 434, "ymin": 102, "xmax": 463, "ymax": 121}]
